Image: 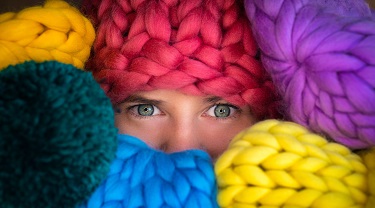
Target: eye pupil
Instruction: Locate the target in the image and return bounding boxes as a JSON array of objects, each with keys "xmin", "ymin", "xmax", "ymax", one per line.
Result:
[
  {"xmin": 138, "ymin": 104, "xmax": 154, "ymax": 116},
  {"xmin": 214, "ymin": 105, "xmax": 230, "ymax": 117}
]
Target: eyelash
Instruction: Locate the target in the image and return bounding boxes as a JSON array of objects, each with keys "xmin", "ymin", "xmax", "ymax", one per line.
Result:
[
  {"xmin": 126, "ymin": 104, "xmax": 163, "ymax": 119},
  {"xmin": 205, "ymin": 103, "xmax": 241, "ymax": 120},
  {"xmin": 123, "ymin": 102, "xmax": 241, "ymax": 120}
]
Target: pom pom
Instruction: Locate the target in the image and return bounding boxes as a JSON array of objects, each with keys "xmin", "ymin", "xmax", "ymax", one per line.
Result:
[
  {"xmin": 80, "ymin": 134, "xmax": 218, "ymax": 208},
  {"xmin": 0, "ymin": 61, "xmax": 117, "ymax": 207},
  {"xmin": 215, "ymin": 119, "xmax": 369, "ymax": 208}
]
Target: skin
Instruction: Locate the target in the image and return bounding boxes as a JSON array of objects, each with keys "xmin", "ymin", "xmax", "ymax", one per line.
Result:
[{"xmin": 114, "ymin": 89, "xmax": 255, "ymax": 160}]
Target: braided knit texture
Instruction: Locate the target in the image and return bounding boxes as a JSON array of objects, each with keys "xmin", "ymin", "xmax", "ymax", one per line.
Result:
[
  {"xmin": 244, "ymin": 0, "xmax": 375, "ymax": 149},
  {"xmin": 81, "ymin": 0, "xmax": 281, "ymax": 119},
  {"xmin": 358, "ymin": 148, "xmax": 375, "ymax": 208},
  {"xmin": 215, "ymin": 119, "xmax": 369, "ymax": 208},
  {"xmin": 0, "ymin": 0, "xmax": 95, "ymax": 69},
  {"xmin": 80, "ymin": 134, "xmax": 218, "ymax": 208}
]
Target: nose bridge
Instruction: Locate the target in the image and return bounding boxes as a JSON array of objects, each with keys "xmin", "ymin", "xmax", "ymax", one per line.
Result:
[{"xmin": 163, "ymin": 116, "xmax": 201, "ymax": 153}]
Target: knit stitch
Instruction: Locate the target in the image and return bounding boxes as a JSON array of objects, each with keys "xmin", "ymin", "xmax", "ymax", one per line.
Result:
[
  {"xmin": 0, "ymin": 0, "xmax": 95, "ymax": 69},
  {"xmin": 244, "ymin": 0, "xmax": 375, "ymax": 149},
  {"xmin": 215, "ymin": 119, "xmax": 369, "ymax": 207},
  {"xmin": 79, "ymin": 134, "xmax": 218, "ymax": 208},
  {"xmin": 81, "ymin": 0, "xmax": 281, "ymax": 119}
]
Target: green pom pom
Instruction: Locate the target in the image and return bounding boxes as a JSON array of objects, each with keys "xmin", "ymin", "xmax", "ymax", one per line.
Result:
[{"xmin": 0, "ymin": 61, "xmax": 117, "ymax": 207}]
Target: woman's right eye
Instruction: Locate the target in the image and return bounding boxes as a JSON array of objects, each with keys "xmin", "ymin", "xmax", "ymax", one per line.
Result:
[{"xmin": 130, "ymin": 104, "xmax": 162, "ymax": 117}]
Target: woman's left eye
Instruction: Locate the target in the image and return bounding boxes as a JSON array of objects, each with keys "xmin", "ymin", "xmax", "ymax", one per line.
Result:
[
  {"xmin": 206, "ymin": 104, "xmax": 238, "ymax": 118},
  {"xmin": 127, "ymin": 104, "xmax": 162, "ymax": 117}
]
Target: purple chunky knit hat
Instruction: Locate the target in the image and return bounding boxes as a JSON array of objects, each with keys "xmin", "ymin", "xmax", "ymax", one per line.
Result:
[{"xmin": 244, "ymin": 0, "xmax": 375, "ymax": 149}]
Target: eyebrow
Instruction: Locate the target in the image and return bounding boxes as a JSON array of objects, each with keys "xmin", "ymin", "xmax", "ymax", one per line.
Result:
[
  {"xmin": 203, "ymin": 96, "xmax": 222, "ymax": 104},
  {"xmin": 122, "ymin": 95, "xmax": 163, "ymax": 106},
  {"xmin": 122, "ymin": 94, "xmax": 223, "ymax": 106}
]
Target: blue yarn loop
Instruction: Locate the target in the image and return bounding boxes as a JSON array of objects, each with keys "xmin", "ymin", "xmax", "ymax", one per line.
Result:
[{"xmin": 79, "ymin": 134, "xmax": 218, "ymax": 208}]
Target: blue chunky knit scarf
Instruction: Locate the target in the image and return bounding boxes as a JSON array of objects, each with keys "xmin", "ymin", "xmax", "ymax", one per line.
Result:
[{"xmin": 79, "ymin": 134, "xmax": 218, "ymax": 208}]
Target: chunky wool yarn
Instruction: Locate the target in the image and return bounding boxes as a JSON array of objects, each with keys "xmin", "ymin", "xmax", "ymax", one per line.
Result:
[
  {"xmin": 215, "ymin": 119, "xmax": 369, "ymax": 208},
  {"xmin": 0, "ymin": 0, "xmax": 95, "ymax": 69},
  {"xmin": 358, "ymin": 148, "xmax": 375, "ymax": 208},
  {"xmin": 80, "ymin": 134, "xmax": 218, "ymax": 208},
  {"xmin": 81, "ymin": 0, "xmax": 281, "ymax": 119},
  {"xmin": 244, "ymin": 0, "xmax": 375, "ymax": 149},
  {"xmin": 0, "ymin": 61, "xmax": 117, "ymax": 207}
]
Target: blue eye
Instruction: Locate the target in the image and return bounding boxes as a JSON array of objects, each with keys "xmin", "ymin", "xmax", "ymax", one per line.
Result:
[
  {"xmin": 207, "ymin": 104, "xmax": 237, "ymax": 118},
  {"xmin": 123, "ymin": 103, "xmax": 163, "ymax": 118},
  {"xmin": 214, "ymin": 105, "xmax": 231, "ymax": 117},
  {"xmin": 137, "ymin": 104, "xmax": 155, "ymax": 116}
]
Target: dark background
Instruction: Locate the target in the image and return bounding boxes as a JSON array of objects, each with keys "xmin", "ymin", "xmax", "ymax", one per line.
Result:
[{"xmin": 1, "ymin": 0, "xmax": 374, "ymax": 13}]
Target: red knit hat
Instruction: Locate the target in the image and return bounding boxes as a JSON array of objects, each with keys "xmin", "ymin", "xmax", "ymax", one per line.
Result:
[{"xmin": 81, "ymin": 0, "xmax": 281, "ymax": 119}]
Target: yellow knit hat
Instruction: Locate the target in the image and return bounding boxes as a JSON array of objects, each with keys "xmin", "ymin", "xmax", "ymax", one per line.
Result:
[
  {"xmin": 358, "ymin": 148, "xmax": 375, "ymax": 208},
  {"xmin": 215, "ymin": 119, "xmax": 371, "ymax": 208},
  {"xmin": 0, "ymin": 0, "xmax": 95, "ymax": 69}
]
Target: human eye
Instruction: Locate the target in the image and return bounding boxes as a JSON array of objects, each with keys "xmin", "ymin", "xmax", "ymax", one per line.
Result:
[
  {"xmin": 205, "ymin": 104, "xmax": 239, "ymax": 118},
  {"xmin": 128, "ymin": 104, "xmax": 162, "ymax": 117}
]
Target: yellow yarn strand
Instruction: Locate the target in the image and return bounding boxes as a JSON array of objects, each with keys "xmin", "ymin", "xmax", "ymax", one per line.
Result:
[
  {"xmin": 358, "ymin": 148, "xmax": 375, "ymax": 208},
  {"xmin": 0, "ymin": 0, "xmax": 95, "ymax": 69},
  {"xmin": 215, "ymin": 119, "xmax": 370, "ymax": 208}
]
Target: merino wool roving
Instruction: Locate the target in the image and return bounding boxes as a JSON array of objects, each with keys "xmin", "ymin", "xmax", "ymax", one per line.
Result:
[
  {"xmin": 215, "ymin": 119, "xmax": 369, "ymax": 208},
  {"xmin": 358, "ymin": 148, "xmax": 375, "ymax": 208},
  {"xmin": 244, "ymin": 0, "xmax": 375, "ymax": 149},
  {"xmin": 81, "ymin": 0, "xmax": 281, "ymax": 120},
  {"xmin": 0, "ymin": 0, "xmax": 95, "ymax": 69},
  {"xmin": 79, "ymin": 134, "xmax": 218, "ymax": 208}
]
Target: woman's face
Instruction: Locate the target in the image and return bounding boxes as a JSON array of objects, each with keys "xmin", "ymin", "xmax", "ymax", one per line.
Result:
[{"xmin": 114, "ymin": 89, "xmax": 255, "ymax": 159}]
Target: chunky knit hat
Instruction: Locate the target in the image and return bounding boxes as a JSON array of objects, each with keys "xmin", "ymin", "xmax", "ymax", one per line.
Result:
[
  {"xmin": 244, "ymin": 0, "xmax": 375, "ymax": 149},
  {"xmin": 0, "ymin": 0, "xmax": 95, "ymax": 69},
  {"xmin": 81, "ymin": 0, "xmax": 281, "ymax": 119},
  {"xmin": 215, "ymin": 119, "xmax": 372, "ymax": 207}
]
